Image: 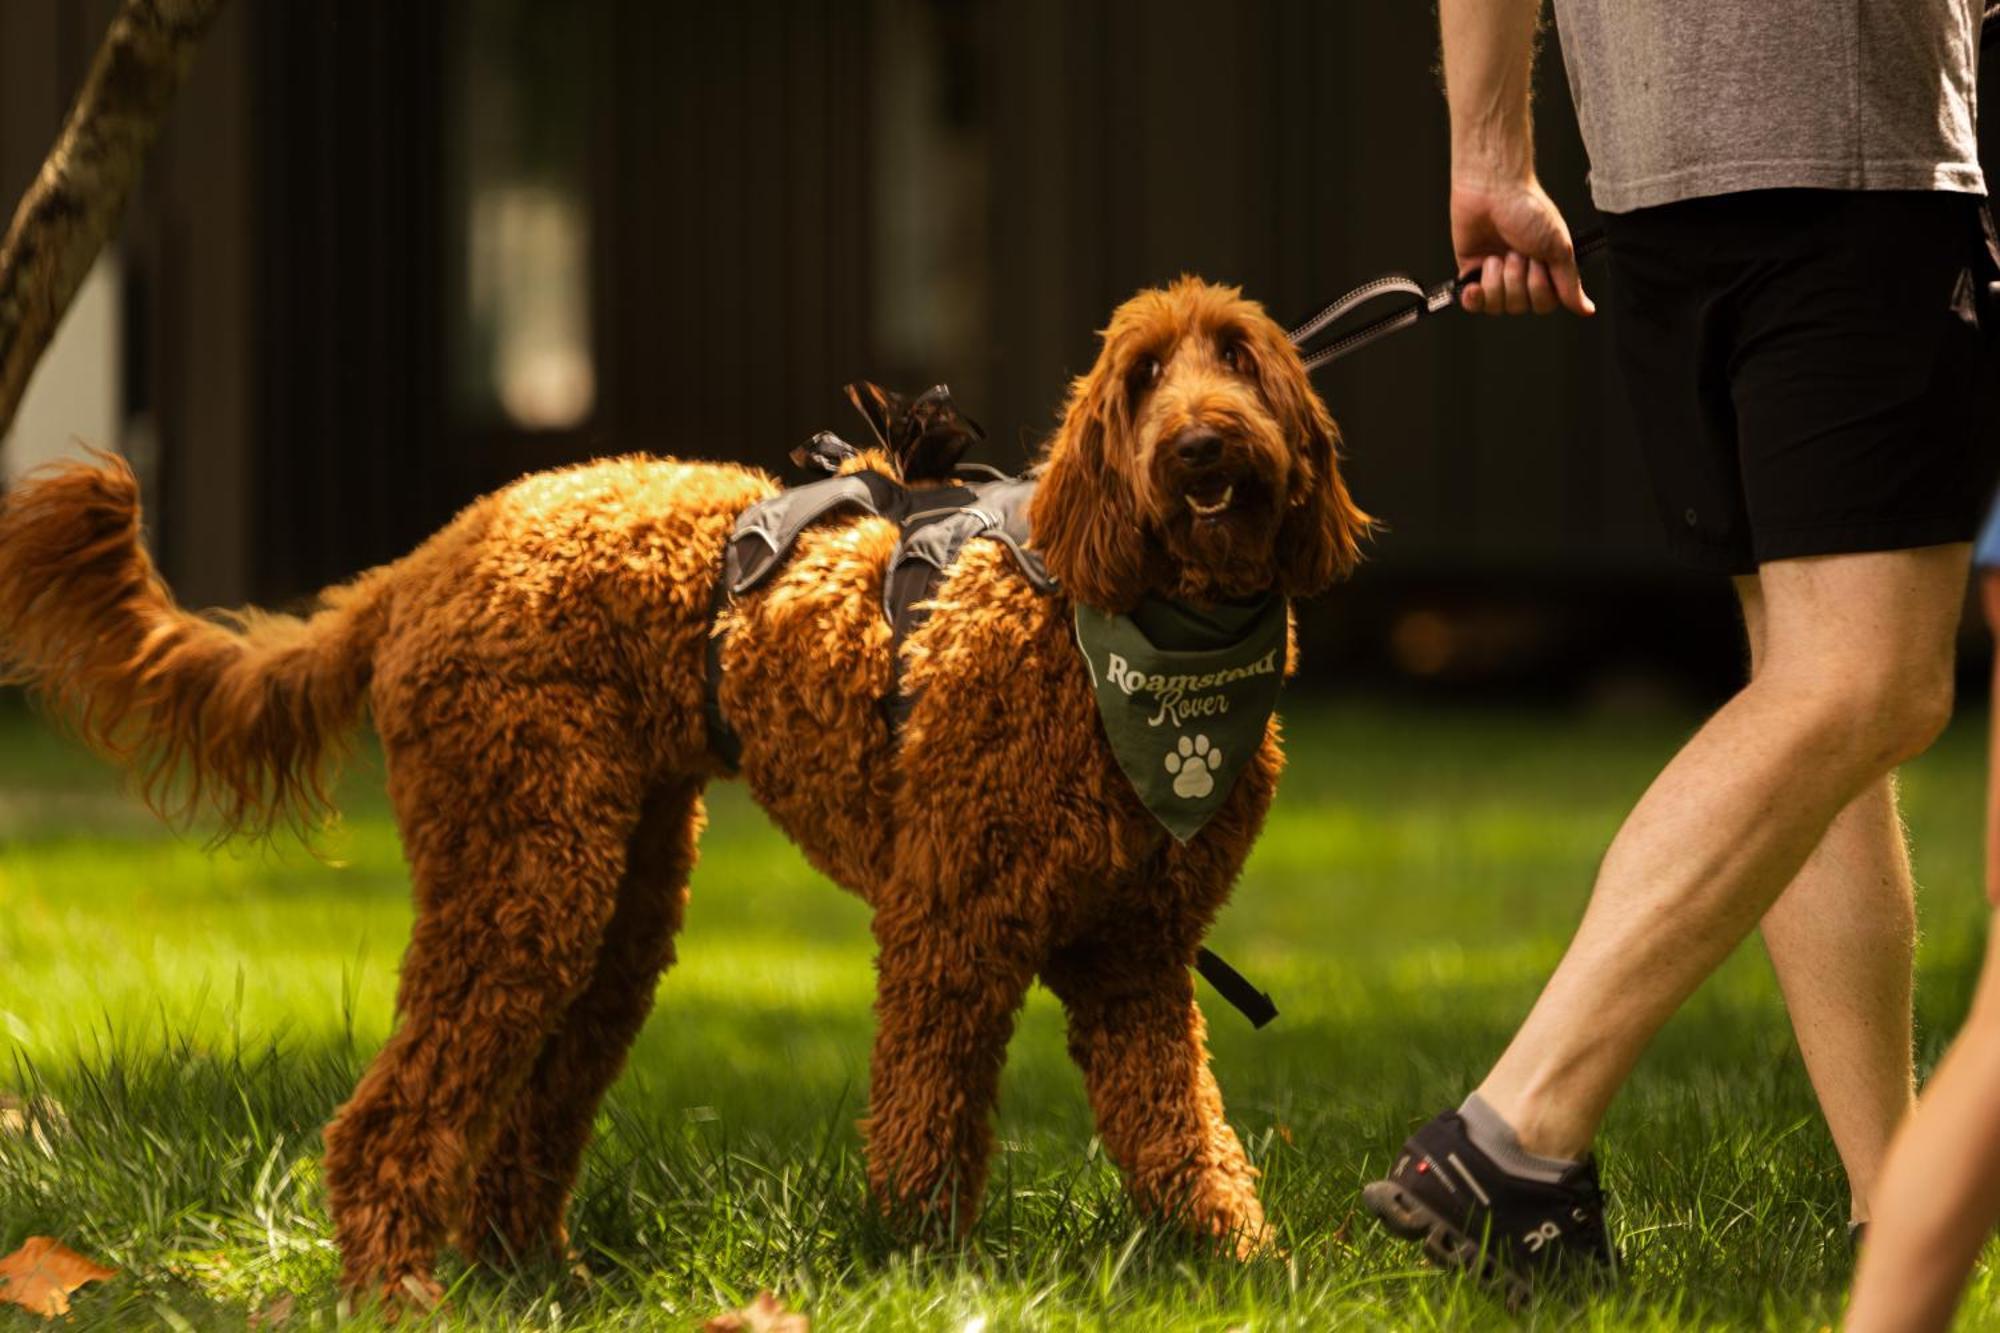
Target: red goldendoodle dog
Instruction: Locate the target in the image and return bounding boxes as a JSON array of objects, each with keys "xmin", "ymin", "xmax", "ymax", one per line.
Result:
[{"xmin": 0, "ymin": 277, "xmax": 1367, "ymax": 1306}]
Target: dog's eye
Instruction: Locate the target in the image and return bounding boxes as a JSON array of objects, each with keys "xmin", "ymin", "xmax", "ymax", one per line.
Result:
[
  {"xmin": 1128, "ymin": 355, "xmax": 1163, "ymax": 399},
  {"xmin": 1218, "ymin": 341, "xmax": 1242, "ymax": 370}
]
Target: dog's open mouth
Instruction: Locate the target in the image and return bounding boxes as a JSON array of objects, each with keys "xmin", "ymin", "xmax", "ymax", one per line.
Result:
[
  {"xmin": 1186, "ymin": 482, "xmax": 1234, "ymax": 518},
  {"xmin": 1181, "ymin": 472, "xmax": 1262, "ymax": 524}
]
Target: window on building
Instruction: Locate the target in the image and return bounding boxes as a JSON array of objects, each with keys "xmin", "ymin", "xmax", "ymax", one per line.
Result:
[{"xmin": 451, "ymin": 0, "xmax": 595, "ymax": 434}]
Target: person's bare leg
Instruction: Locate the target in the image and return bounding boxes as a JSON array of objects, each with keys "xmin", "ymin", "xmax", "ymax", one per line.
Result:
[
  {"xmin": 1741, "ymin": 576, "xmax": 1917, "ymax": 1224},
  {"xmin": 1476, "ymin": 545, "xmax": 1969, "ymax": 1159},
  {"xmin": 1843, "ymin": 571, "xmax": 2000, "ymax": 1333},
  {"xmin": 1845, "ymin": 921, "xmax": 2000, "ymax": 1333}
]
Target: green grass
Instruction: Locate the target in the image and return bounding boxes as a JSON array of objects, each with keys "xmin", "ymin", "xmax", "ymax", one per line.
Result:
[{"xmin": 2, "ymin": 694, "xmax": 1997, "ymax": 1329}]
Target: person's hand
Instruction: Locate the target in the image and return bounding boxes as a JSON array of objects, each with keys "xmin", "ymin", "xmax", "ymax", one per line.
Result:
[{"xmin": 1450, "ymin": 175, "xmax": 1593, "ymax": 316}]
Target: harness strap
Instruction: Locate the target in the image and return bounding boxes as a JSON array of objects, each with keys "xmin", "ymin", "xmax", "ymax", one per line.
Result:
[
  {"xmin": 727, "ymin": 470, "xmax": 906, "ymax": 595},
  {"xmin": 881, "ymin": 506, "xmax": 983, "ymax": 734},
  {"xmin": 704, "ymin": 471, "xmax": 904, "ymax": 771},
  {"xmin": 703, "ymin": 468, "xmax": 1055, "ymax": 763},
  {"xmin": 702, "ymin": 546, "xmax": 746, "ymax": 772}
]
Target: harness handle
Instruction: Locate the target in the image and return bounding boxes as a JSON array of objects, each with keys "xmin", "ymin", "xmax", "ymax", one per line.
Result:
[{"xmin": 1290, "ymin": 227, "xmax": 1609, "ymax": 372}]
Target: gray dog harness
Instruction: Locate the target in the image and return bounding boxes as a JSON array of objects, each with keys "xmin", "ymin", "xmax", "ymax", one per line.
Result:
[{"xmin": 701, "ymin": 462, "xmax": 1056, "ymax": 769}]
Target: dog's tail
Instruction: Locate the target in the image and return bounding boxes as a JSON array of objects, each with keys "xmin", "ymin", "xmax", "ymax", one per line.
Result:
[{"xmin": 0, "ymin": 453, "xmax": 390, "ymax": 838}]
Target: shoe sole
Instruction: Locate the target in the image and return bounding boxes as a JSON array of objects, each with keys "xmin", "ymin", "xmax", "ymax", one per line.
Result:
[{"xmin": 1361, "ymin": 1179, "xmax": 1533, "ymax": 1310}]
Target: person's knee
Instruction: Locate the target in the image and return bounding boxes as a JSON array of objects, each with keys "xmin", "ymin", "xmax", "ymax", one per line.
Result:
[
  {"xmin": 1852, "ymin": 665, "xmax": 1955, "ymax": 764},
  {"xmin": 1780, "ymin": 659, "xmax": 1955, "ymax": 768}
]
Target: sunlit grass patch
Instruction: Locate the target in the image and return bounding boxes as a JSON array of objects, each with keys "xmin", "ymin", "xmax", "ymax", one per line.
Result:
[{"xmin": 1, "ymin": 694, "xmax": 1994, "ymax": 1329}]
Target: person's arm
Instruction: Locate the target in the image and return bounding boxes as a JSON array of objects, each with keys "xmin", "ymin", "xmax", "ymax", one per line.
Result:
[{"xmin": 1438, "ymin": 0, "xmax": 1593, "ymax": 317}]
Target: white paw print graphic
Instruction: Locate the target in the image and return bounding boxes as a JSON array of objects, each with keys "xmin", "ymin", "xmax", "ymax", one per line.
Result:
[{"xmin": 1164, "ymin": 734, "xmax": 1220, "ymax": 800}]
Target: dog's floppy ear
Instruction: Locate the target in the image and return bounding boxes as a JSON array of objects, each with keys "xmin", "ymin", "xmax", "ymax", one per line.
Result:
[
  {"xmin": 1030, "ymin": 349, "xmax": 1151, "ymax": 614},
  {"xmin": 1252, "ymin": 320, "xmax": 1371, "ymax": 597}
]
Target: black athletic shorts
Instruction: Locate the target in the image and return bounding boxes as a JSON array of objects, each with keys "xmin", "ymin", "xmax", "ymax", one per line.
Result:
[{"xmin": 1602, "ymin": 189, "xmax": 1999, "ymax": 575}]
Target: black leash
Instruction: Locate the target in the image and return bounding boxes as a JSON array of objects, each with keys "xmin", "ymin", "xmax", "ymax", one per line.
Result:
[
  {"xmin": 1289, "ymin": 227, "xmax": 1608, "ymax": 371},
  {"xmin": 1195, "ymin": 946, "xmax": 1278, "ymax": 1028}
]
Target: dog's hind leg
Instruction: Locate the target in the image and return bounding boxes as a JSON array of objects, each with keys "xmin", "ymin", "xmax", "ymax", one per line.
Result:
[
  {"xmin": 1042, "ymin": 931, "xmax": 1268, "ymax": 1257},
  {"xmin": 321, "ymin": 717, "xmax": 648, "ymax": 1310},
  {"xmin": 455, "ymin": 777, "xmax": 705, "ymax": 1266}
]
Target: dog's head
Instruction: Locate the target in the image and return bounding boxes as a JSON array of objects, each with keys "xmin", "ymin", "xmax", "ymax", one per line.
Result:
[{"xmin": 1030, "ymin": 277, "xmax": 1371, "ymax": 612}]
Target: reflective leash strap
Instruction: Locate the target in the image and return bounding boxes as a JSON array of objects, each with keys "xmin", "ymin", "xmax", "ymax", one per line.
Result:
[{"xmin": 1290, "ymin": 227, "xmax": 1609, "ymax": 372}]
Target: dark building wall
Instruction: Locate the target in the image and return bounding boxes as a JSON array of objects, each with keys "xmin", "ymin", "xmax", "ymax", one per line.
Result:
[
  {"xmin": 145, "ymin": 2, "xmax": 256, "ymax": 608},
  {"xmin": 246, "ymin": 2, "xmax": 451, "ymax": 605},
  {"xmin": 243, "ymin": 0, "xmax": 882, "ymax": 600},
  {"xmin": 223, "ymin": 0, "xmax": 1664, "ymax": 607}
]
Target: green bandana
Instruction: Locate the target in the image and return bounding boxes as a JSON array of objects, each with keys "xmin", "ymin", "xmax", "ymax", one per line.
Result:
[{"xmin": 1073, "ymin": 594, "xmax": 1288, "ymax": 842}]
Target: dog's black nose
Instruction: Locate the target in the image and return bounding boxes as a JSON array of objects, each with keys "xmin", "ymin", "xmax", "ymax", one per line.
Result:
[{"xmin": 1172, "ymin": 428, "xmax": 1223, "ymax": 468}]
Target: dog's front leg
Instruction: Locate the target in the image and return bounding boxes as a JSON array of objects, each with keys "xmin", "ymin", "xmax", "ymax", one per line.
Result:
[
  {"xmin": 862, "ymin": 873, "xmax": 1039, "ymax": 1240},
  {"xmin": 1042, "ymin": 934, "xmax": 1269, "ymax": 1257}
]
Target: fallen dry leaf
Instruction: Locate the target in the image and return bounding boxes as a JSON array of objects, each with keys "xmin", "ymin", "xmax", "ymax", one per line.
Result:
[
  {"xmin": 704, "ymin": 1290, "xmax": 810, "ymax": 1332},
  {"xmin": 0, "ymin": 1237, "xmax": 118, "ymax": 1317},
  {"xmin": 248, "ymin": 1290, "xmax": 297, "ymax": 1328}
]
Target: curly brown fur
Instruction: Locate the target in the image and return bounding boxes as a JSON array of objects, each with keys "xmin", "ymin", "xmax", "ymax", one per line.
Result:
[
  {"xmin": 0, "ymin": 452, "xmax": 387, "ymax": 838},
  {"xmin": 0, "ymin": 279, "xmax": 1366, "ymax": 1309}
]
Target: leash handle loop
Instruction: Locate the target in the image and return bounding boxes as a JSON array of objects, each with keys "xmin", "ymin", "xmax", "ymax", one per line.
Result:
[
  {"xmin": 1288, "ymin": 273, "xmax": 1430, "ymax": 347},
  {"xmin": 1289, "ymin": 226, "xmax": 1608, "ymax": 373}
]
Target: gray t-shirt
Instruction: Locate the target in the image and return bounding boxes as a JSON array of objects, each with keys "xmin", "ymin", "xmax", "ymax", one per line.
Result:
[{"xmin": 1551, "ymin": 0, "xmax": 1986, "ymax": 213}]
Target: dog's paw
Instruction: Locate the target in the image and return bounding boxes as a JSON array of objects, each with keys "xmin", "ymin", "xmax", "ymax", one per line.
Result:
[
  {"xmin": 338, "ymin": 1272, "xmax": 445, "ymax": 1324},
  {"xmin": 1164, "ymin": 733, "xmax": 1220, "ymax": 799},
  {"xmin": 1231, "ymin": 1219, "xmax": 1283, "ymax": 1262}
]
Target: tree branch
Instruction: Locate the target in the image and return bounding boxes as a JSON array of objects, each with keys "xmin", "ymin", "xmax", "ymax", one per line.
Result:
[{"xmin": 0, "ymin": 0, "xmax": 227, "ymax": 444}]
